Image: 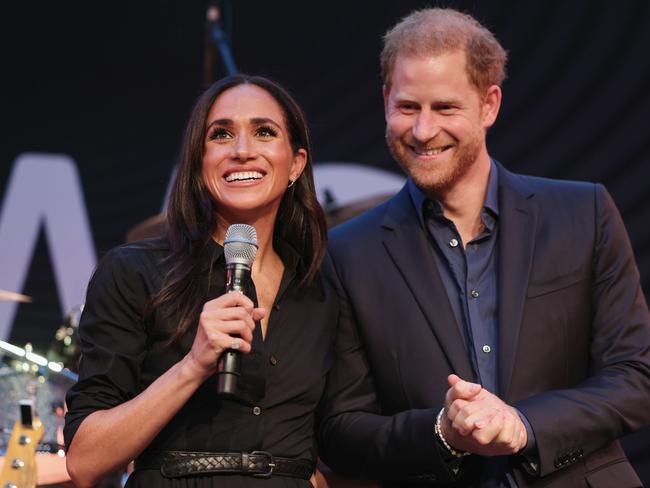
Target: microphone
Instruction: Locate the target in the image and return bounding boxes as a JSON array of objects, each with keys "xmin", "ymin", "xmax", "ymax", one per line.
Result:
[{"xmin": 216, "ymin": 224, "xmax": 258, "ymax": 396}]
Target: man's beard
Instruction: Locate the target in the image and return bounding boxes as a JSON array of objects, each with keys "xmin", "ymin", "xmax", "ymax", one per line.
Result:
[{"xmin": 386, "ymin": 129, "xmax": 483, "ymax": 196}]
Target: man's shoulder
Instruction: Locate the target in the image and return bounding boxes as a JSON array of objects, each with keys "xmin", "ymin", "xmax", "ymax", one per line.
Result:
[
  {"xmin": 517, "ymin": 172, "xmax": 597, "ymax": 191},
  {"xmin": 502, "ymin": 167, "xmax": 601, "ymax": 205}
]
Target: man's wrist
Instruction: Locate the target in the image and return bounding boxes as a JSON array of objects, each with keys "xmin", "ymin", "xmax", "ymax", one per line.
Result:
[{"xmin": 434, "ymin": 408, "xmax": 469, "ymax": 459}]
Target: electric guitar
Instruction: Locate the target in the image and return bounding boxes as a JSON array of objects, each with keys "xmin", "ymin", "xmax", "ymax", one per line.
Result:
[{"xmin": 0, "ymin": 400, "xmax": 44, "ymax": 488}]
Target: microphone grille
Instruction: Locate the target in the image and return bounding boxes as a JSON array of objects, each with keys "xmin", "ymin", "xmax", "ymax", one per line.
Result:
[{"xmin": 224, "ymin": 224, "xmax": 258, "ymax": 266}]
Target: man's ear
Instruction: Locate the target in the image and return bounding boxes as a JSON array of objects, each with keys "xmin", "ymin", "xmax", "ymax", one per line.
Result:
[
  {"xmin": 481, "ymin": 85, "xmax": 502, "ymax": 129},
  {"xmin": 382, "ymin": 84, "xmax": 391, "ymax": 120}
]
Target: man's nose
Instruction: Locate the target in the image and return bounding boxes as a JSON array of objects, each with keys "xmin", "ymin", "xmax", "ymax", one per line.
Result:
[{"xmin": 412, "ymin": 110, "xmax": 441, "ymax": 143}]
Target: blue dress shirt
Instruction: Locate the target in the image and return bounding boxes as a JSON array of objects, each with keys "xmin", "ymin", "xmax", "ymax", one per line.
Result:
[
  {"xmin": 408, "ymin": 161, "xmax": 536, "ymax": 487},
  {"xmin": 408, "ymin": 163, "xmax": 500, "ymax": 395}
]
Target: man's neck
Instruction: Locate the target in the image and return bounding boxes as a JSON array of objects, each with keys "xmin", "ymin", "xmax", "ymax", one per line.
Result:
[{"xmin": 434, "ymin": 157, "xmax": 491, "ymax": 247}]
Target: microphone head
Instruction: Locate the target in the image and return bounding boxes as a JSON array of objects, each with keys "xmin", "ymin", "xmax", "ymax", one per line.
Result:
[{"xmin": 224, "ymin": 224, "xmax": 258, "ymax": 267}]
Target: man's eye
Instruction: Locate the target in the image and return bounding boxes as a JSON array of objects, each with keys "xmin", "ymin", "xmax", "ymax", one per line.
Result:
[
  {"xmin": 399, "ymin": 104, "xmax": 418, "ymax": 113},
  {"xmin": 209, "ymin": 128, "xmax": 231, "ymax": 140},
  {"xmin": 436, "ymin": 104, "xmax": 456, "ymax": 113}
]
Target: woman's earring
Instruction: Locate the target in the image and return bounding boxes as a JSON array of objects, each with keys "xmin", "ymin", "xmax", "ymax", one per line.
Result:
[{"xmin": 287, "ymin": 179, "xmax": 296, "ymax": 188}]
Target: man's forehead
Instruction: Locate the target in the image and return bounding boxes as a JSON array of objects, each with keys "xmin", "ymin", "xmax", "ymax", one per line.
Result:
[{"xmin": 387, "ymin": 51, "xmax": 472, "ymax": 92}]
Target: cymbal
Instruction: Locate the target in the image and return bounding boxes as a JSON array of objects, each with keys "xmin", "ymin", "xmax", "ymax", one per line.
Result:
[
  {"xmin": 125, "ymin": 214, "xmax": 166, "ymax": 243},
  {"xmin": 0, "ymin": 290, "xmax": 32, "ymax": 303},
  {"xmin": 325, "ymin": 193, "xmax": 394, "ymax": 228},
  {"xmin": 124, "ymin": 192, "xmax": 396, "ymax": 244}
]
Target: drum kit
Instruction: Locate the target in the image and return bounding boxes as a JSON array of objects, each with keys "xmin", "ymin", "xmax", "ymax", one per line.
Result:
[{"xmin": 0, "ymin": 291, "xmax": 79, "ymax": 488}]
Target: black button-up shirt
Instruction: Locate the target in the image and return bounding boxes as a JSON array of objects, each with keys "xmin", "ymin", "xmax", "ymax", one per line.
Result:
[{"xmin": 64, "ymin": 238, "xmax": 337, "ymax": 487}]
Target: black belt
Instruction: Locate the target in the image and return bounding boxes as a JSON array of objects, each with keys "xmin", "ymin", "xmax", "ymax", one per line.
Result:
[{"xmin": 135, "ymin": 450, "xmax": 314, "ymax": 479}]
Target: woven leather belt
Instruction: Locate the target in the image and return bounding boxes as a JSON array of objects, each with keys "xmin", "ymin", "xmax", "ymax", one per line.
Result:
[{"xmin": 135, "ymin": 450, "xmax": 314, "ymax": 479}]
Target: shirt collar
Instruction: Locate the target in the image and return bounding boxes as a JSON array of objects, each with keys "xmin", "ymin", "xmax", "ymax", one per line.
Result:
[
  {"xmin": 201, "ymin": 235, "xmax": 301, "ymax": 276},
  {"xmin": 408, "ymin": 159, "xmax": 500, "ymax": 227}
]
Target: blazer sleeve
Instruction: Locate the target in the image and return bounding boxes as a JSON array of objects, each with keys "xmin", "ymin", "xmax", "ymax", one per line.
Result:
[
  {"xmin": 515, "ymin": 184, "xmax": 650, "ymax": 477},
  {"xmin": 317, "ymin": 252, "xmax": 457, "ymax": 484}
]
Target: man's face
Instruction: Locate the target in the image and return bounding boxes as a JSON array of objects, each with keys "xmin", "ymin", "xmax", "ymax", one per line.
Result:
[{"xmin": 384, "ymin": 50, "xmax": 499, "ymax": 195}]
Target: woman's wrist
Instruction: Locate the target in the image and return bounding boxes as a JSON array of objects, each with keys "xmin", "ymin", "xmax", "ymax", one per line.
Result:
[{"xmin": 178, "ymin": 351, "xmax": 215, "ymax": 384}]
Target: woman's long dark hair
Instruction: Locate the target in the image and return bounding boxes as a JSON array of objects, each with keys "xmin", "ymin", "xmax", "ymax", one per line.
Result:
[{"xmin": 150, "ymin": 75, "xmax": 327, "ymax": 344}]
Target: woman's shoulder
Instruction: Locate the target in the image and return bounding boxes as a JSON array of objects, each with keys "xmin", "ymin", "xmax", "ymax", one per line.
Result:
[
  {"xmin": 102, "ymin": 238, "xmax": 170, "ymax": 265},
  {"xmin": 91, "ymin": 238, "xmax": 171, "ymax": 288}
]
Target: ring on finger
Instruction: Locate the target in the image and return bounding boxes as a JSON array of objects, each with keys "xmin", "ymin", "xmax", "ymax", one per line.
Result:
[{"xmin": 231, "ymin": 339, "xmax": 240, "ymax": 350}]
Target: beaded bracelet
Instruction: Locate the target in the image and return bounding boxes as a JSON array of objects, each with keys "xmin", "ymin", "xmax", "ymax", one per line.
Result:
[{"xmin": 434, "ymin": 408, "xmax": 470, "ymax": 459}]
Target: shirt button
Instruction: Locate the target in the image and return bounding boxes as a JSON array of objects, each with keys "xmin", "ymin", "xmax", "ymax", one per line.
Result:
[
  {"xmin": 482, "ymin": 345, "xmax": 491, "ymax": 353},
  {"xmin": 449, "ymin": 238, "xmax": 459, "ymax": 248},
  {"xmin": 471, "ymin": 289, "xmax": 479, "ymax": 298},
  {"xmin": 252, "ymin": 406, "xmax": 262, "ymax": 416},
  {"xmin": 269, "ymin": 356, "xmax": 278, "ymax": 366}
]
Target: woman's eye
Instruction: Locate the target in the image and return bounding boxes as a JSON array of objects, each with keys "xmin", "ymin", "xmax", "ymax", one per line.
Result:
[
  {"xmin": 209, "ymin": 128, "xmax": 231, "ymax": 140},
  {"xmin": 256, "ymin": 126, "xmax": 278, "ymax": 138}
]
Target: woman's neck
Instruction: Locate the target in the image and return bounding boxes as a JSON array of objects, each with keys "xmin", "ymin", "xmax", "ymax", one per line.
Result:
[{"xmin": 213, "ymin": 210, "xmax": 278, "ymax": 272}]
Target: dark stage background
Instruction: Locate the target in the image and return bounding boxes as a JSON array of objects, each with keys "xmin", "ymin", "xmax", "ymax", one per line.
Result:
[{"xmin": 1, "ymin": 0, "xmax": 649, "ymax": 483}]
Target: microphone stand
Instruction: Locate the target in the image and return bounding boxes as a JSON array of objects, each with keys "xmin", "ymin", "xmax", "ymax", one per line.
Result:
[{"xmin": 206, "ymin": 1, "xmax": 238, "ymax": 76}]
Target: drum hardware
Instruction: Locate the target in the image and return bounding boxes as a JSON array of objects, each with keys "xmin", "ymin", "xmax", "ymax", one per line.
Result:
[
  {"xmin": 0, "ymin": 341, "xmax": 73, "ymax": 380},
  {"xmin": 0, "ymin": 290, "xmax": 32, "ymax": 303},
  {"xmin": 47, "ymin": 305, "xmax": 82, "ymax": 372}
]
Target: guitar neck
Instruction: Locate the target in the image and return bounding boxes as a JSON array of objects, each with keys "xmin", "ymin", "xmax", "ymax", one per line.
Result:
[{"xmin": 0, "ymin": 401, "xmax": 44, "ymax": 488}]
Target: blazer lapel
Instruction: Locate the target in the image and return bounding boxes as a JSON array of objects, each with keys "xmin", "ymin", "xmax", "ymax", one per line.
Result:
[
  {"xmin": 497, "ymin": 165, "xmax": 538, "ymax": 399},
  {"xmin": 381, "ymin": 185, "xmax": 475, "ymax": 381}
]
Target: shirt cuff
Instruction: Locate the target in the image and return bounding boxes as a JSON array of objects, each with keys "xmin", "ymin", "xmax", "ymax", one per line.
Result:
[{"xmin": 515, "ymin": 408, "xmax": 539, "ymax": 474}]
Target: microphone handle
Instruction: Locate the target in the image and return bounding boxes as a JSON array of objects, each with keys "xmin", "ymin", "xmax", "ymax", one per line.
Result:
[{"xmin": 216, "ymin": 263, "xmax": 251, "ymax": 397}]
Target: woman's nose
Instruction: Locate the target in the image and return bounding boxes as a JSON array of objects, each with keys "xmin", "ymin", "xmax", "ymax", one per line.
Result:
[{"xmin": 233, "ymin": 135, "xmax": 257, "ymax": 160}]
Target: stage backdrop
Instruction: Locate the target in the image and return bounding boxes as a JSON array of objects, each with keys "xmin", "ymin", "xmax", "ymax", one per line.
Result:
[{"xmin": 1, "ymin": 0, "xmax": 649, "ymax": 482}]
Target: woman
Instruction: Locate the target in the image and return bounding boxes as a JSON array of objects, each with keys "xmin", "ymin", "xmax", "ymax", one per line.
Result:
[{"xmin": 64, "ymin": 75, "xmax": 336, "ymax": 487}]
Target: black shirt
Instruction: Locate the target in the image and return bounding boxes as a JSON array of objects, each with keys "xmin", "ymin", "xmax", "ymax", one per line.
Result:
[{"xmin": 64, "ymin": 238, "xmax": 338, "ymax": 487}]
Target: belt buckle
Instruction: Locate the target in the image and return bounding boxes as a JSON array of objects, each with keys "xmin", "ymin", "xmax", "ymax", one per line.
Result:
[{"xmin": 250, "ymin": 450, "xmax": 276, "ymax": 478}]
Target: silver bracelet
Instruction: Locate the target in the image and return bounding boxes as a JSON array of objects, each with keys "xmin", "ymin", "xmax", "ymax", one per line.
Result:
[{"xmin": 434, "ymin": 407, "xmax": 469, "ymax": 458}]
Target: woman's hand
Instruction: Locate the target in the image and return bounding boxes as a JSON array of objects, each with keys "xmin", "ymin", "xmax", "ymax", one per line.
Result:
[{"xmin": 185, "ymin": 292, "xmax": 266, "ymax": 378}]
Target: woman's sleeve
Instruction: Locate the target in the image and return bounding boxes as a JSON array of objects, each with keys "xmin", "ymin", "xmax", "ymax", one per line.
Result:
[{"xmin": 63, "ymin": 246, "xmax": 152, "ymax": 448}]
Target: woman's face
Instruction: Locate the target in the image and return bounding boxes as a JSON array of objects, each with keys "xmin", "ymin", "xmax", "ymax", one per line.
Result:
[{"xmin": 201, "ymin": 83, "xmax": 306, "ymax": 222}]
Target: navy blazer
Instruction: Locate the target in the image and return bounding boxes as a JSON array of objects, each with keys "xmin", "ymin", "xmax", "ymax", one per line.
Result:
[{"xmin": 319, "ymin": 163, "xmax": 650, "ymax": 487}]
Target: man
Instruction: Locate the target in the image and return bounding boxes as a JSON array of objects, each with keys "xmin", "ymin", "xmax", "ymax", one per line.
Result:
[{"xmin": 319, "ymin": 8, "xmax": 650, "ymax": 488}]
